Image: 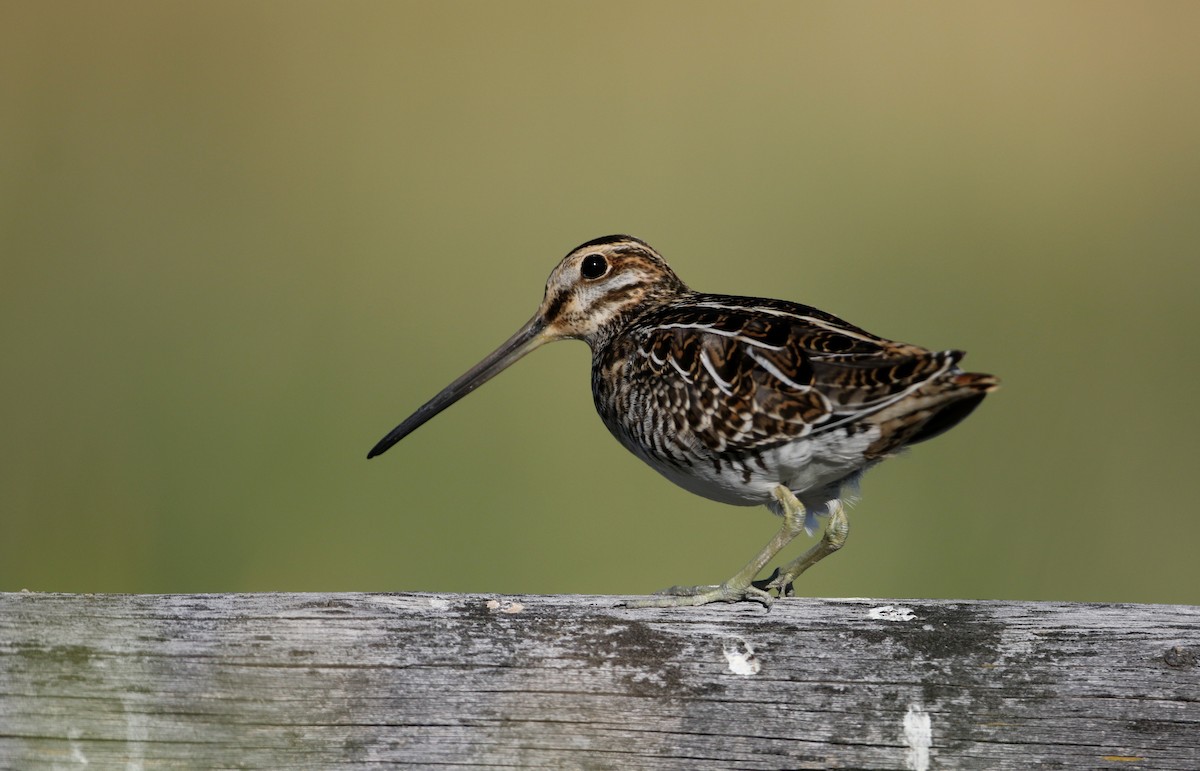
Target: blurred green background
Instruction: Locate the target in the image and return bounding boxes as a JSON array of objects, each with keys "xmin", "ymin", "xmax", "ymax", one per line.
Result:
[{"xmin": 3, "ymin": 2, "xmax": 1198, "ymax": 604}]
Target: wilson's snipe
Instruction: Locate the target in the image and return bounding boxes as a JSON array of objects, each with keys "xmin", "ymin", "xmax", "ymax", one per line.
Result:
[{"xmin": 369, "ymin": 235, "xmax": 997, "ymax": 607}]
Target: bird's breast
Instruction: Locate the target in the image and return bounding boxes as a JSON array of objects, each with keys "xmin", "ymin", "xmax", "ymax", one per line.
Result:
[{"xmin": 591, "ymin": 360, "xmax": 880, "ymax": 508}]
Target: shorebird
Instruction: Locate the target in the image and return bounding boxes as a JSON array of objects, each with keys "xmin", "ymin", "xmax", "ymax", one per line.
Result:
[{"xmin": 368, "ymin": 235, "xmax": 997, "ymax": 607}]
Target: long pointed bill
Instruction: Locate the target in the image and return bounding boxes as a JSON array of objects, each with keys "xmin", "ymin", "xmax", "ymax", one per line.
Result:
[{"xmin": 367, "ymin": 316, "xmax": 553, "ymax": 459}]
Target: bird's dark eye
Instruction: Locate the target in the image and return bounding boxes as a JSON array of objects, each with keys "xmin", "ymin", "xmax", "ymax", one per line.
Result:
[{"xmin": 580, "ymin": 253, "xmax": 608, "ymax": 280}]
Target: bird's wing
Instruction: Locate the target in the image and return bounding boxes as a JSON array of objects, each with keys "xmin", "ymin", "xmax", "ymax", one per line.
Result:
[{"xmin": 630, "ymin": 296, "xmax": 960, "ymax": 455}]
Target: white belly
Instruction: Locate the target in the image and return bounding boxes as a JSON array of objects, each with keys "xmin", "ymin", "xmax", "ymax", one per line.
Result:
[{"xmin": 626, "ymin": 426, "xmax": 882, "ymax": 512}]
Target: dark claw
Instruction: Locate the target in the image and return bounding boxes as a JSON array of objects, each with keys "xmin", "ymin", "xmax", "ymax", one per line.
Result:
[{"xmin": 752, "ymin": 567, "xmax": 795, "ymax": 598}]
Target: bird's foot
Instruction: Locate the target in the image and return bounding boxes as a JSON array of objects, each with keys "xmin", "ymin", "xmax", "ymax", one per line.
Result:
[
  {"xmin": 621, "ymin": 581, "xmax": 774, "ymax": 609},
  {"xmin": 622, "ymin": 488, "xmax": 848, "ymax": 609},
  {"xmin": 753, "ymin": 567, "xmax": 796, "ymax": 598},
  {"xmin": 752, "ymin": 502, "xmax": 851, "ymax": 598}
]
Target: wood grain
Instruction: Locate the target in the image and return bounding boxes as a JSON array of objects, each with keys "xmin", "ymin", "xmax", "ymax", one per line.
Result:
[{"xmin": 1, "ymin": 592, "xmax": 1197, "ymax": 769}]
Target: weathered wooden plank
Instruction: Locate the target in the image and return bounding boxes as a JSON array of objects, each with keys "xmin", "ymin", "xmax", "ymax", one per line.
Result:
[{"xmin": 0, "ymin": 592, "xmax": 1196, "ymax": 769}]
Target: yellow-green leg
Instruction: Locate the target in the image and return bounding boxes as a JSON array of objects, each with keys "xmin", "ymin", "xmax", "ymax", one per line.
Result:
[
  {"xmin": 623, "ymin": 485, "xmax": 810, "ymax": 608},
  {"xmin": 759, "ymin": 498, "xmax": 849, "ymax": 597}
]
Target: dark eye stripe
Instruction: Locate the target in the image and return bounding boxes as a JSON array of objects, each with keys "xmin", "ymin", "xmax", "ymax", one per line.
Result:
[{"xmin": 543, "ymin": 291, "xmax": 569, "ymax": 321}]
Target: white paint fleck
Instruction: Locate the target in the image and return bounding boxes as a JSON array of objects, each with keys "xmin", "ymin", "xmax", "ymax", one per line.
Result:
[
  {"xmin": 485, "ymin": 598, "xmax": 524, "ymax": 614},
  {"xmin": 869, "ymin": 605, "xmax": 916, "ymax": 622},
  {"xmin": 427, "ymin": 597, "xmax": 450, "ymax": 610},
  {"xmin": 903, "ymin": 702, "xmax": 932, "ymax": 771},
  {"xmin": 67, "ymin": 727, "xmax": 89, "ymax": 765},
  {"xmin": 722, "ymin": 638, "xmax": 761, "ymax": 676}
]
